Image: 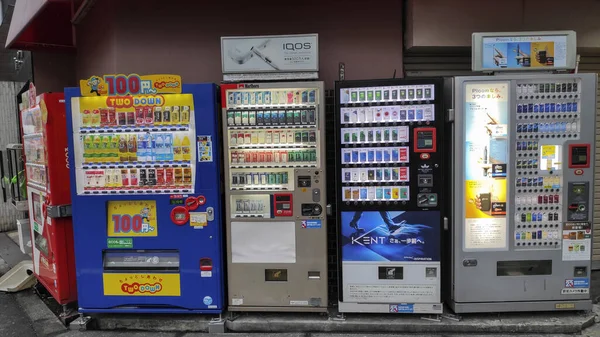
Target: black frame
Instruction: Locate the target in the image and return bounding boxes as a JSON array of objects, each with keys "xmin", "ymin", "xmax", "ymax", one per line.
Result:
[{"xmin": 334, "ymin": 77, "xmax": 446, "ymax": 303}]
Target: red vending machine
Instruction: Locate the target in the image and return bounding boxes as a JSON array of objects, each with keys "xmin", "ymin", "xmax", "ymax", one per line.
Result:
[{"xmin": 21, "ymin": 89, "xmax": 77, "ymax": 306}]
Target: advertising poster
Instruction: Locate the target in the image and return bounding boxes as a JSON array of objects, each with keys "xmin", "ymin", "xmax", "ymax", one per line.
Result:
[
  {"xmin": 79, "ymin": 74, "xmax": 182, "ymax": 97},
  {"xmin": 107, "ymin": 200, "xmax": 157, "ymax": 237},
  {"xmin": 340, "ymin": 211, "xmax": 440, "ymax": 305},
  {"xmin": 562, "ymin": 222, "xmax": 592, "ymax": 261},
  {"xmin": 341, "ymin": 211, "xmax": 440, "ymax": 262},
  {"xmin": 482, "ymin": 36, "xmax": 567, "ymax": 69},
  {"xmin": 463, "ymin": 82, "xmax": 509, "ymax": 251}
]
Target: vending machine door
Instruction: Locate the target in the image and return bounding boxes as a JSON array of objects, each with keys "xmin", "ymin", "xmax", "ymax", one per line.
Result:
[
  {"xmin": 335, "ymin": 78, "xmax": 445, "ymax": 314},
  {"xmin": 65, "ymin": 82, "xmax": 224, "ymax": 313},
  {"xmin": 222, "ymin": 82, "xmax": 328, "ymax": 312},
  {"xmin": 450, "ymin": 74, "xmax": 596, "ymax": 313}
]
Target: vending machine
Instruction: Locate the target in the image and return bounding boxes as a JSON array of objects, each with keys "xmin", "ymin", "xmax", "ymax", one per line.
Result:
[
  {"xmin": 450, "ymin": 31, "xmax": 596, "ymax": 313},
  {"xmin": 21, "ymin": 89, "xmax": 77, "ymax": 305},
  {"xmin": 335, "ymin": 79, "xmax": 445, "ymax": 314},
  {"xmin": 65, "ymin": 74, "xmax": 224, "ymax": 313},
  {"xmin": 221, "ymin": 82, "xmax": 328, "ymax": 312}
]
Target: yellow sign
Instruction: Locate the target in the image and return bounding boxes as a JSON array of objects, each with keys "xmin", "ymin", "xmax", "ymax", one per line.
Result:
[
  {"xmin": 103, "ymin": 273, "xmax": 180, "ymax": 296},
  {"xmin": 190, "ymin": 212, "xmax": 207, "ymax": 228},
  {"xmin": 555, "ymin": 303, "xmax": 575, "ymax": 309},
  {"xmin": 107, "ymin": 200, "xmax": 157, "ymax": 237},
  {"xmin": 79, "ymin": 74, "xmax": 182, "ymax": 97},
  {"xmin": 541, "ymin": 145, "xmax": 556, "ymax": 159}
]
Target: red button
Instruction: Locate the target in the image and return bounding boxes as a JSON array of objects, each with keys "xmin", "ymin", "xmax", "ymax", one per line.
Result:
[
  {"xmin": 197, "ymin": 195, "xmax": 206, "ymax": 206},
  {"xmin": 575, "ymin": 169, "xmax": 584, "ymax": 175},
  {"xmin": 420, "ymin": 153, "xmax": 430, "ymax": 160},
  {"xmin": 171, "ymin": 206, "xmax": 189, "ymax": 225},
  {"xmin": 186, "ymin": 197, "xmax": 199, "ymax": 211}
]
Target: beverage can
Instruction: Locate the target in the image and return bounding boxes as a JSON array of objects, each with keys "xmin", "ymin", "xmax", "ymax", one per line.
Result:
[
  {"xmin": 91, "ymin": 109, "xmax": 101, "ymax": 127},
  {"xmin": 130, "ymin": 169, "xmax": 139, "ymax": 186},
  {"xmin": 174, "ymin": 168, "xmax": 183, "ymax": 185},
  {"xmin": 156, "ymin": 168, "xmax": 165, "ymax": 185},
  {"xmin": 117, "ymin": 111, "xmax": 127, "ymax": 126},
  {"xmin": 144, "ymin": 107, "xmax": 153, "ymax": 125},
  {"xmin": 127, "ymin": 111, "xmax": 135, "ymax": 125},
  {"xmin": 183, "ymin": 168, "xmax": 192, "ymax": 185},
  {"xmin": 139, "ymin": 169, "xmax": 147, "ymax": 186},
  {"xmin": 82, "ymin": 110, "xmax": 91, "ymax": 127},
  {"xmin": 163, "ymin": 106, "xmax": 171, "ymax": 124},
  {"xmin": 171, "ymin": 106, "xmax": 180, "ymax": 125},
  {"xmin": 108, "ymin": 107, "xmax": 117, "ymax": 126},
  {"xmin": 165, "ymin": 168, "xmax": 174, "ymax": 185},
  {"xmin": 121, "ymin": 169, "xmax": 129, "ymax": 186},
  {"xmin": 147, "ymin": 168, "xmax": 156, "ymax": 186},
  {"xmin": 135, "ymin": 107, "xmax": 144, "ymax": 126}
]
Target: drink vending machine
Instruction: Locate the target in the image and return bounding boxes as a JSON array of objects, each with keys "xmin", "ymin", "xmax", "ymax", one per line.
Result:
[
  {"xmin": 450, "ymin": 31, "xmax": 596, "ymax": 312},
  {"xmin": 65, "ymin": 74, "xmax": 224, "ymax": 313},
  {"xmin": 21, "ymin": 89, "xmax": 77, "ymax": 305},
  {"xmin": 335, "ymin": 79, "xmax": 445, "ymax": 314},
  {"xmin": 221, "ymin": 82, "xmax": 329, "ymax": 312}
]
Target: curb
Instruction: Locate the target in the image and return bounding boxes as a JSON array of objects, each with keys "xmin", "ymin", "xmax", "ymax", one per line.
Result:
[
  {"xmin": 13, "ymin": 286, "xmax": 68, "ymax": 336},
  {"xmin": 226, "ymin": 311, "xmax": 596, "ymax": 334}
]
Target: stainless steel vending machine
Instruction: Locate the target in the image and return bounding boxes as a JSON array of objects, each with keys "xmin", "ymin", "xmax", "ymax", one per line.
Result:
[
  {"xmin": 450, "ymin": 31, "xmax": 596, "ymax": 313},
  {"xmin": 335, "ymin": 79, "xmax": 445, "ymax": 314},
  {"xmin": 221, "ymin": 82, "xmax": 328, "ymax": 312}
]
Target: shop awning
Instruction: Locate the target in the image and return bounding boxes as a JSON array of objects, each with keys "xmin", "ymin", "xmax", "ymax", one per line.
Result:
[{"xmin": 5, "ymin": 0, "xmax": 74, "ymax": 50}]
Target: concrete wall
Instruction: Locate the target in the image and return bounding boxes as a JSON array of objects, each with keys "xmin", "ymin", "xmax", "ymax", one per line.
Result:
[
  {"xmin": 75, "ymin": 0, "xmax": 117, "ymax": 80},
  {"xmin": 405, "ymin": 0, "xmax": 600, "ymax": 50},
  {"xmin": 74, "ymin": 0, "xmax": 403, "ymax": 88}
]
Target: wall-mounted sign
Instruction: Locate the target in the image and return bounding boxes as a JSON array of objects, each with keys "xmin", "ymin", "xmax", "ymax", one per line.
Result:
[
  {"xmin": 221, "ymin": 34, "xmax": 319, "ymax": 75},
  {"xmin": 79, "ymin": 74, "xmax": 182, "ymax": 97}
]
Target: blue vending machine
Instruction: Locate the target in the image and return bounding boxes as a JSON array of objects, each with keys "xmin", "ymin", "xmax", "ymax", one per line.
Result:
[{"xmin": 65, "ymin": 75, "xmax": 224, "ymax": 313}]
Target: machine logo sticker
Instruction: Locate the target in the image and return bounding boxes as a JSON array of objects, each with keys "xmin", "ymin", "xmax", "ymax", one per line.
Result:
[
  {"xmin": 121, "ymin": 282, "xmax": 162, "ymax": 294},
  {"xmin": 565, "ymin": 278, "xmax": 589, "ymax": 288},
  {"xmin": 103, "ymin": 273, "xmax": 181, "ymax": 296},
  {"xmin": 203, "ymin": 296, "xmax": 213, "ymax": 305},
  {"xmin": 301, "ymin": 220, "xmax": 322, "ymax": 229},
  {"xmin": 389, "ymin": 304, "xmax": 414, "ymax": 313}
]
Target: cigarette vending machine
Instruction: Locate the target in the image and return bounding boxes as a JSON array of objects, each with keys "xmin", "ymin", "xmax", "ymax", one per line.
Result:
[
  {"xmin": 21, "ymin": 90, "xmax": 77, "ymax": 305},
  {"xmin": 450, "ymin": 31, "xmax": 596, "ymax": 312},
  {"xmin": 66, "ymin": 74, "xmax": 224, "ymax": 313},
  {"xmin": 221, "ymin": 82, "xmax": 328, "ymax": 312},
  {"xmin": 335, "ymin": 79, "xmax": 445, "ymax": 314}
]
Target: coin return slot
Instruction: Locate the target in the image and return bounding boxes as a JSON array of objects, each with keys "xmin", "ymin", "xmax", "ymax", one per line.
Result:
[
  {"xmin": 297, "ymin": 176, "xmax": 311, "ymax": 187},
  {"xmin": 308, "ymin": 271, "xmax": 321, "ymax": 280}
]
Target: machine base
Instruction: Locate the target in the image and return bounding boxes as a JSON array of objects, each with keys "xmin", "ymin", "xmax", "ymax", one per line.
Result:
[
  {"xmin": 228, "ymin": 306, "xmax": 328, "ymax": 313},
  {"xmin": 449, "ymin": 299, "xmax": 593, "ymax": 313},
  {"xmin": 338, "ymin": 301, "xmax": 443, "ymax": 314},
  {"xmin": 79, "ymin": 308, "xmax": 223, "ymax": 314}
]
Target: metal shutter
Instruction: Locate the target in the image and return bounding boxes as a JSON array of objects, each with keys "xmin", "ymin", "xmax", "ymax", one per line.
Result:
[
  {"xmin": 0, "ymin": 81, "xmax": 25, "ymax": 232},
  {"xmin": 403, "ymin": 50, "xmax": 475, "ymax": 78}
]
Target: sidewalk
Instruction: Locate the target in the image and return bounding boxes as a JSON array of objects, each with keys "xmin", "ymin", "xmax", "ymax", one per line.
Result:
[{"xmin": 1, "ymin": 231, "xmax": 599, "ymax": 337}]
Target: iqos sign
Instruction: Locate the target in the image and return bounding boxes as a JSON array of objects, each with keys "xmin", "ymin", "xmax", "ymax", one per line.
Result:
[{"xmin": 221, "ymin": 34, "xmax": 319, "ymax": 73}]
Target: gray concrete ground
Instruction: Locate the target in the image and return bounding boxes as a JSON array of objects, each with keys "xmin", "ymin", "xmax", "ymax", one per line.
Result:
[{"xmin": 1, "ymin": 231, "xmax": 600, "ymax": 336}]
